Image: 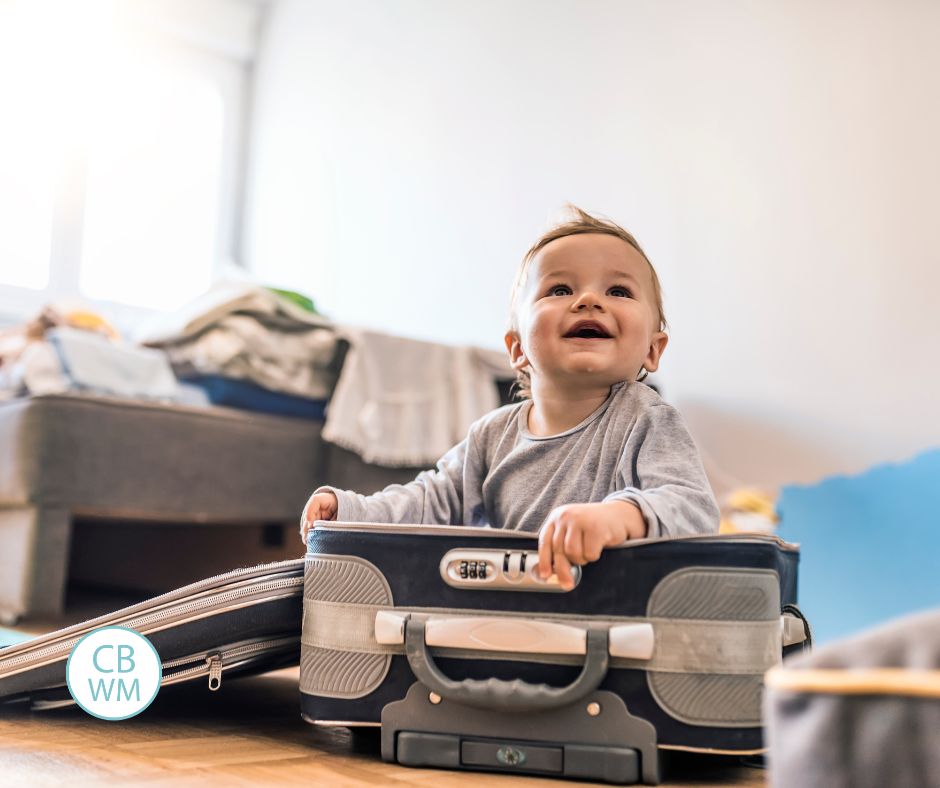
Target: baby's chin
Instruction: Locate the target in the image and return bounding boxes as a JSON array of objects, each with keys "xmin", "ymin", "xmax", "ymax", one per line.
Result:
[
  {"xmin": 568, "ymin": 357, "xmax": 631, "ymax": 376},
  {"xmin": 551, "ymin": 364, "xmax": 633, "ymax": 389}
]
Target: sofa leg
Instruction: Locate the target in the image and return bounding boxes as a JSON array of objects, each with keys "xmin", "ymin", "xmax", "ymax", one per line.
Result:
[{"xmin": 0, "ymin": 506, "xmax": 71, "ymax": 624}]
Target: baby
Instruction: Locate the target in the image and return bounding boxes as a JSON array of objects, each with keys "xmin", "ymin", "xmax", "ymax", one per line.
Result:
[{"xmin": 301, "ymin": 207, "xmax": 719, "ymax": 588}]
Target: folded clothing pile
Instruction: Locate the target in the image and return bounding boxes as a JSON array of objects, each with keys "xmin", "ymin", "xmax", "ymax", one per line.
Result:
[{"xmin": 140, "ymin": 282, "xmax": 340, "ymax": 418}]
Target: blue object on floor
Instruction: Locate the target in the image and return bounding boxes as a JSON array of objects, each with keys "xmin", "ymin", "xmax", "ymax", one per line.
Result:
[
  {"xmin": 777, "ymin": 448, "xmax": 940, "ymax": 645},
  {"xmin": 0, "ymin": 629, "xmax": 34, "ymax": 648},
  {"xmin": 183, "ymin": 375, "xmax": 328, "ymax": 420}
]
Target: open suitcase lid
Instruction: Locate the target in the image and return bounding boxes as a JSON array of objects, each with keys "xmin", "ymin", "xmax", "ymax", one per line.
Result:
[{"xmin": 0, "ymin": 559, "xmax": 305, "ymax": 706}]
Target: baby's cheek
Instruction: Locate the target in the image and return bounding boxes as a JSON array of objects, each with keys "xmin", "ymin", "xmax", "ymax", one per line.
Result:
[{"xmin": 526, "ymin": 327, "xmax": 554, "ymax": 360}]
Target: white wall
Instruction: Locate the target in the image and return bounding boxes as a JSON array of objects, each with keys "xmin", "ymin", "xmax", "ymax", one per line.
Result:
[{"xmin": 243, "ymin": 0, "xmax": 940, "ymax": 491}]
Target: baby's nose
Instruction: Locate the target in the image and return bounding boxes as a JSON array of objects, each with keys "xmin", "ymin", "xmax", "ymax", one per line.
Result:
[{"xmin": 575, "ymin": 294, "xmax": 602, "ymax": 309}]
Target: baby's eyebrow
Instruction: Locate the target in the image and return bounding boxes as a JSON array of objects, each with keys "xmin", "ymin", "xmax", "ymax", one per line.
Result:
[
  {"xmin": 537, "ymin": 268, "xmax": 643, "ymax": 287},
  {"xmin": 605, "ymin": 270, "xmax": 640, "ymax": 285}
]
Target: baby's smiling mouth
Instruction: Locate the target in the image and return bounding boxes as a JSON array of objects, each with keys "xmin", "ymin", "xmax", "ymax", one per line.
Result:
[{"xmin": 563, "ymin": 320, "xmax": 612, "ymax": 339}]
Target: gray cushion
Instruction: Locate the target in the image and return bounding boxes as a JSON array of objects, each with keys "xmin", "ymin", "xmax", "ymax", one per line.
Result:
[{"xmin": 0, "ymin": 394, "xmax": 326, "ymax": 521}]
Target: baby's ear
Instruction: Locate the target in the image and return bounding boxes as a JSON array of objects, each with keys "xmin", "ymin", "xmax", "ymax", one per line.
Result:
[
  {"xmin": 504, "ymin": 330, "xmax": 529, "ymax": 371},
  {"xmin": 643, "ymin": 331, "xmax": 669, "ymax": 374}
]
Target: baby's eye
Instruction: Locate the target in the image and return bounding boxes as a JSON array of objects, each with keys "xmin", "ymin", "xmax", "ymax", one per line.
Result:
[
  {"xmin": 608, "ymin": 286, "xmax": 632, "ymax": 298},
  {"xmin": 548, "ymin": 284, "xmax": 572, "ymax": 296}
]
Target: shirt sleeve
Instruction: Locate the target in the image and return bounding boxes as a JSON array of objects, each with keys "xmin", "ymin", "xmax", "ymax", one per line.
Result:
[
  {"xmin": 315, "ymin": 435, "xmax": 470, "ymax": 525},
  {"xmin": 604, "ymin": 403, "xmax": 720, "ymax": 538}
]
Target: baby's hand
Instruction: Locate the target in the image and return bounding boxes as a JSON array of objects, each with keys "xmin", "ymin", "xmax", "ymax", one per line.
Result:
[
  {"xmin": 299, "ymin": 491, "xmax": 338, "ymax": 544},
  {"xmin": 537, "ymin": 501, "xmax": 646, "ymax": 589}
]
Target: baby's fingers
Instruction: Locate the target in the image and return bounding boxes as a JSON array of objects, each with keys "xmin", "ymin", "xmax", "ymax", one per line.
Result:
[
  {"xmin": 538, "ymin": 522, "xmax": 556, "ymax": 579},
  {"xmin": 563, "ymin": 526, "xmax": 586, "ymax": 566},
  {"xmin": 299, "ymin": 495, "xmax": 320, "ymax": 543},
  {"xmin": 325, "ymin": 496, "xmax": 338, "ymax": 520},
  {"xmin": 549, "ymin": 523, "xmax": 576, "ymax": 588},
  {"xmin": 552, "ymin": 550, "xmax": 576, "ymax": 590},
  {"xmin": 582, "ymin": 529, "xmax": 606, "ymax": 563}
]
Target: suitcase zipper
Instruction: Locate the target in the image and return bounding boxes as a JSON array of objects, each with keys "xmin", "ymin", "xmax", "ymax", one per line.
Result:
[
  {"xmin": 160, "ymin": 636, "xmax": 300, "ymax": 691},
  {"xmin": 207, "ymin": 652, "xmax": 223, "ymax": 691},
  {"xmin": 0, "ymin": 575, "xmax": 303, "ymax": 674},
  {"xmin": 317, "ymin": 523, "xmax": 798, "ymax": 551},
  {"xmin": 27, "ymin": 636, "xmax": 300, "ymax": 709}
]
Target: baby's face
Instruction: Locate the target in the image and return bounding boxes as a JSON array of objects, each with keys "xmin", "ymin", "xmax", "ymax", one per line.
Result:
[{"xmin": 506, "ymin": 233, "xmax": 667, "ymax": 393}]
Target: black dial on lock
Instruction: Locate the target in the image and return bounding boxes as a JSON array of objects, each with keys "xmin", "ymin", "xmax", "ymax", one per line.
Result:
[{"xmin": 458, "ymin": 560, "xmax": 488, "ymax": 580}]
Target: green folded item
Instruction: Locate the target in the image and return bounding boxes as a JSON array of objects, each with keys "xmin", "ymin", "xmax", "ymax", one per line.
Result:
[{"xmin": 267, "ymin": 287, "xmax": 318, "ymax": 315}]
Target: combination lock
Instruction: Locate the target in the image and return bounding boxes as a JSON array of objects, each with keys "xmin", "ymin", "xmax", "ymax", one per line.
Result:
[{"xmin": 439, "ymin": 549, "xmax": 581, "ymax": 592}]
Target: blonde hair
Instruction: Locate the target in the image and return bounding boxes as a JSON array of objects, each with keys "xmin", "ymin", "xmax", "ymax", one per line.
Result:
[{"xmin": 508, "ymin": 205, "xmax": 667, "ymax": 399}]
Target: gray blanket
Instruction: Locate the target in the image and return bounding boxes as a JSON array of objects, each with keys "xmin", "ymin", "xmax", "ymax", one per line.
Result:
[{"xmin": 764, "ymin": 608, "xmax": 940, "ymax": 788}]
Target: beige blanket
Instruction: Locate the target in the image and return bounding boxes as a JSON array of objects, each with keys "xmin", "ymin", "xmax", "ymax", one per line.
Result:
[{"xmin": 322, "ymin": 327, "xmax": 512, "ymax": 467}]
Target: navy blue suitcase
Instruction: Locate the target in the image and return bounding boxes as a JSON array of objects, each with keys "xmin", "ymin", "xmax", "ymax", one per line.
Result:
[{"xmin": 300, "ymin": 523, "xmax": 808, "ymax": 784}]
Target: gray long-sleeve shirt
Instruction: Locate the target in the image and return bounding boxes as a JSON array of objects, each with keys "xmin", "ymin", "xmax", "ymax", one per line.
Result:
[{"xmin": 318, "ymin": 381, "xmax": 720, "ymax": 538}]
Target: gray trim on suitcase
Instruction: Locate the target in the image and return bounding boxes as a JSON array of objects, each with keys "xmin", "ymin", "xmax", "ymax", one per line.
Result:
[
  {"xmin": 303, "ymin": 600, "xmax": 782, "ymax": 674},
  {"xmin": 647, "ymin": 567, "xmax": 779, "ymax": 621},
  {"xmin": 647, "ymin": 673, "xmax": 764, "ymax": 728},
  {"xmin": 300, "ymin": 554, "xmax": 394, "ymax": 698},
  {"xmin": 644, "ymin": 566, "xmax": 779, "ymax": 726}
]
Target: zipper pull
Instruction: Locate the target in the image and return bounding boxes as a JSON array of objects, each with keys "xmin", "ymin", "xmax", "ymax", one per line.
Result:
[{"xmin": 206, "ymin": 652, "xmax": 222, "ymax": 691}]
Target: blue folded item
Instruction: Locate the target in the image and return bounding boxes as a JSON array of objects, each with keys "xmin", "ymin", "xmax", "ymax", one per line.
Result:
[
  {"xmin": 778, "ymin": 448, "xmax": 940, "ymax": 645},
  {"xmin": 183, "ymin": 375, "xmax": 327, "ymax": 420}
]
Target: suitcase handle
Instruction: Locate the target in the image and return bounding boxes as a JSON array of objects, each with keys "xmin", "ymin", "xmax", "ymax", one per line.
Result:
[
  {"xmin": 403, "ymin": 616, "xmax": 609, "ymax": 713},
  {"xmin": 375, "ymin": 611, "xmax": 655, "ymax": 661}
]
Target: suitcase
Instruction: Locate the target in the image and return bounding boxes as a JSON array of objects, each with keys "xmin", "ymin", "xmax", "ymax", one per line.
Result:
[
  {"xmin": 0, "ymin": 559, "xmax": 304, "ymax": 709},
  {"xmin": 301, "ymin": 523, "xmax": 809, "ymax": 784}
]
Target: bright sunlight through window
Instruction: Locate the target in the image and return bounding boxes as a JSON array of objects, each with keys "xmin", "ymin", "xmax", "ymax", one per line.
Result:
[
  {"xmin": 0, "ymin": 2, "xmax": 60, "ymax": 290},
  {"xmin": 0, "ymin": 0, "xmax": 229, "ymax": 312},
  {"xmin": 0, "ymin": 136, "xmax": 56, "ymax": 292},
  {"xmin": 80, "ymin": 58, "xmax": 224, "ymax": 311}
]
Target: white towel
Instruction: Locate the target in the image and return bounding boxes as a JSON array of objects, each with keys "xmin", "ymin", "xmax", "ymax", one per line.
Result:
[
  {"xmin": 322, "ymin": 328, "xmax": 512, "ymax": 467},
  {"xmin": 20, "ymin": 327, "xmax": 181, "ymax": 400}
]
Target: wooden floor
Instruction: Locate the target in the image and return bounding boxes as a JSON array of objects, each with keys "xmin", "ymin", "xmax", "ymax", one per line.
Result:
[
  {"xmin": 1, "ymin": 590, "xmax": 764, "ymax": 787},
  {"xmin": 0, "ymin": 665, "xmax": 764, "ymax": 787}
]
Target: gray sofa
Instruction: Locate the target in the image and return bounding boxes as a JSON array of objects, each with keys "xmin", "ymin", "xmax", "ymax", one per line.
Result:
[{"xmin": 0, "ymin": 394, "xmax": 422, "ymax": 622}]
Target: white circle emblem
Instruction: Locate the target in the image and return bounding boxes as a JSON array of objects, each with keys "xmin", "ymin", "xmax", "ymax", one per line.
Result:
[{"xmin": 66, "ymin": 627, "xmax": 162, "ymax": 720}]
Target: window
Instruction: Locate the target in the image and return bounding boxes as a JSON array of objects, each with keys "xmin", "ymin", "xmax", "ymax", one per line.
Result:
[
  {"xmin": 0, "ymin": 2, "xmax": 62, "ymax": 293},
  {"xmin": 0, "ymin": 0, "xmax": 259, "ymax": 323},
  {"xmin": 0, "ymin": 132, "xmax": 56, "ymax": 292},
  {"xmin": 80, "ymin": 56, "xmax": 225, "ymax": 311}
]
